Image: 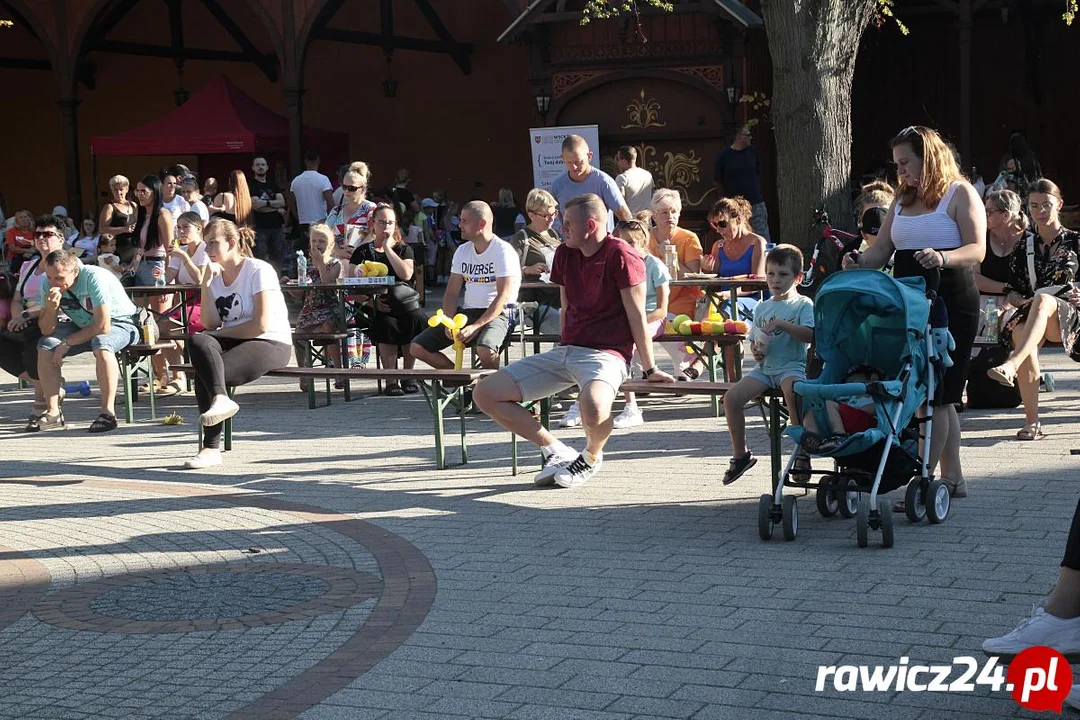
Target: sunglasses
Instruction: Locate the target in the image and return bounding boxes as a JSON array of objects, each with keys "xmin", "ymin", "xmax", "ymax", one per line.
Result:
[
  {"xmin": 1029, "ymin": 201, "xmax": 1058, "ymax": 212},
  {"xmin": 710, "ymin": 219, "xmax": 729, "ymax": 229},
  {"xmin": 342, "ymin": 184, "xmax": 365, "ymax": 193},
  {"xmin": 34, "ymin": 230, "xmax": 62, "ymax": 240},
  {"xmin": 616, "ymin": 220, "xmax": 645, "ymax": 230}
]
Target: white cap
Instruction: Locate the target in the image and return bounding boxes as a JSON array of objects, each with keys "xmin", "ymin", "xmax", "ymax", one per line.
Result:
[{"xmin": 52, "ymin": 205, "xmax": 68, "ymax": 217}]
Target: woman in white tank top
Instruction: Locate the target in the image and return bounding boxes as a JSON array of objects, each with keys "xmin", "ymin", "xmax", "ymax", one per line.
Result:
[{"xmin": 845, "ymin": 126, "xmax": 986, "ymax": 503}]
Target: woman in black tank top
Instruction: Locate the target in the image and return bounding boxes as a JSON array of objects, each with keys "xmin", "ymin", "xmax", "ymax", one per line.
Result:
[{"xmin": 98, "ymin": 175, "xmax": 138, "ymax": 265}]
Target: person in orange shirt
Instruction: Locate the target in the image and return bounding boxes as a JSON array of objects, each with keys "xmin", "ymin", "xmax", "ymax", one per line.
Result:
[
  {"xmin": 5, "ymin": 210, "xmax": 36, "ymax": 274},
  {"xmin": 647, "ymin": 188, "xmax": 703, "ymax": 378}
]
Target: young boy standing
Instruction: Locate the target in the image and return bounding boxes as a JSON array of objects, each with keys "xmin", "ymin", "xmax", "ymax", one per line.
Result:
[{"xmin": 722, "ymin": 244, "xmax": 814, "ymax": 484}]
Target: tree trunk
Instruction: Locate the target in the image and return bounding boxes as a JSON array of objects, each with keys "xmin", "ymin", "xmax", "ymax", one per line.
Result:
[{"xmin": 759, "ymin": 0, "xmax": 877, "ymax": 251}]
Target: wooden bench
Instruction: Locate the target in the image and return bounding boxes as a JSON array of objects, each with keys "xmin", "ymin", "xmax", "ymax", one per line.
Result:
[
  {"xmin": 171, "ymin": 364, "xmax": 493, "ymax": 469},
  {"xmin": 511, "ymin": 379, "xmax": 788, "ymax": 483}
]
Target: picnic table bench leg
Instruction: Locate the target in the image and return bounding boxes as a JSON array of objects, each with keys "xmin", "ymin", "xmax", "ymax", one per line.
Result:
[
  {"xmin": 459, "ymin": 384, "xmax": 468, "ymax": 465},
  {"xmin": 706, "ymin": 341, "xmax": 720, "ymax": 418},
  {"xmin": 180, "ymin": 296, "xmax": 193, "ymax": 392},
  {"xmin": 121, "ymin": 354, "xmax": 135, "ymax": 424},
  {"xmin": 147, "ymin": 357, "xmax": 157, "ymax": 420},
  {"xmin": 432, "ymin": 380, "xmax": 446, "ymax": 470}
]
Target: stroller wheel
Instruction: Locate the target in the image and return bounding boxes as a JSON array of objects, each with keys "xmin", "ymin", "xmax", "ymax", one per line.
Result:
[
  {"xmin": 856, "ymin": 497, "xmax": 869, "ymax": 548},
  {"xmin": 904, "ymin": 479, "xmax": 927, "ymax": 524},
  {"xmin": 925, "ymin": 480, "xmax": 950, "ymax": 524},
  {"xmin": 758, "ymin": 494, "xmax": 775, "ymax": 541},
  {"xmin": 837, "ymin": 479, "xmax": 859, "ymax": 519},
  {"xmin": 782, "ymin": 495, "xmax": 799, "ymax": 541},
  {"xmin": 880, "ymin": 499, "xmax": 895, "ymax": 549},
  {"xmin": 816, "ymin": 478, "xmax": 839, "ymax": 518}
]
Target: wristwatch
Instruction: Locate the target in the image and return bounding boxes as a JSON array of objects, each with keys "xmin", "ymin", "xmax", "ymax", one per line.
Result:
[
  {"xmin": 21, "ymin": 309, "xmax": 31, "ymax": 320},
  {"xmin": 643, "ymin": 367, "xmax": 658, "ymax": 378}
]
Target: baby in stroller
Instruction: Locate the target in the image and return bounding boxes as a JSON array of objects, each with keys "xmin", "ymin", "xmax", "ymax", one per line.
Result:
[{"xmin": 800, "ymin": 365, "xmax": 883, "ymax": 454}]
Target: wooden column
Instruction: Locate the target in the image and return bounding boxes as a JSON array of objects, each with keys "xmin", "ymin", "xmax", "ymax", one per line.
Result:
[
  {"xmin": 958, "ymin": 0, "xmax": 973, "ymax": 164},
  {"xmin": 284, "ymin": 86, "xmax": 304, "ymax": 174},
  {"xmin": 58, "ymin": 97, "xmax": 83, "ymax": 220},
  {"xmin": 281, "ymin": 0, "xmax": 303, "ymax": 176}
]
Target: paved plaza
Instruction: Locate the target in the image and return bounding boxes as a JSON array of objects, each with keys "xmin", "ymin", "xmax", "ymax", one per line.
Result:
[{"xmin": 1, "ymin": 342, "xmax": 1078, "ymax": 719}]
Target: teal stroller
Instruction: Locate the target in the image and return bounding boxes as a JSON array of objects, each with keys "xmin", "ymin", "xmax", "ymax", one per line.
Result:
[{"xmin": 757, "ymin": 269, "xmax": 954, "ymax": 548}]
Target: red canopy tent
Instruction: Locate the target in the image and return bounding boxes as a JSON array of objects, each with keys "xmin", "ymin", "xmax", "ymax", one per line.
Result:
[{"xmin": 90, "ymin": 75, "xmax": 347, "ymax": 158}]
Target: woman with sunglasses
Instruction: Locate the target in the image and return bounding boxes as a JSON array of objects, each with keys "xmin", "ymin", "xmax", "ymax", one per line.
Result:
[
  {"xmin": 0, "ymin": 218, "xmax": 68, "ymax": 429},
  {"xmin": 987, "ymin": 179, "xmax": 1080, "ymax": 440},
  {"xmin": 508, "ymin": 188, "xmax": 562, "ymax": 335},
  {"xmin": 327, "ymin": 164, "xmax": 376, "ymax": 261},
  {"xmin": 348, "ymin": 204, "xmax": 426, "ymax": 395}
]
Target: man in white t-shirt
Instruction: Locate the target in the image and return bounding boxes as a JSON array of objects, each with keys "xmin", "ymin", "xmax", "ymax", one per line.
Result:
[
  {"xmin": 161, "ymin": 174, "xmax": 191, "ymax": 219},
  {"xmin": 615, "ymin": 146, "xmax": 654, "ymax": 216},
  {"xmin": 289, "ymin": 152, "xmax": 334, "ymax": 229},
  {"xmin": 410, "ymin": 201, "xmax": 521, "ymax": 370}
]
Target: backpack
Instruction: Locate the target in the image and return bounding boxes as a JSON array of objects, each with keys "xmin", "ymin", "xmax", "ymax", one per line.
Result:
[{"xmin": 966, "ymin": 346, "xmax": 1021, "ymax": 409}]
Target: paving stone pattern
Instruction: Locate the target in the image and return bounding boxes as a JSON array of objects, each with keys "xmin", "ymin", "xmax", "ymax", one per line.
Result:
[{"xmin": 1, "ymin": 340, "xmax": 1079, "ymax": 719}]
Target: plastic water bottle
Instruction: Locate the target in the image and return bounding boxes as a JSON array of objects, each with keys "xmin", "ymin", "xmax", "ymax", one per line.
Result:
[
  {"xmin": 984, "ymin": 297, "xmax": 999, "ymax": 342},
  {"xmin": 64, "ymin": 380, "xmax": 91, "ymax": 397},
  {"xmin": 296, "ymin": 251, "xmax": 308, "ymax": 286},
  {"xmin": 359, "ymin": 331, "xmax": 372, "ymax": 368},
  {"xmin": 346, "ymin": 331, "xmax": 357, "ymax": 366},
  {"xmin": 664, "ymin": 244, "xmax": 680, "ymax": 280}
]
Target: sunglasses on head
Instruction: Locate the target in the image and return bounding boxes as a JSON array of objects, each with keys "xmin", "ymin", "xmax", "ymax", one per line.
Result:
[
  {"xmin": 342, "ymin": 184, "xmax": 365, "ymax": 193},
  {"xmin": 616, "ymin": 220, "xmax": 644, "ymax": 229}
]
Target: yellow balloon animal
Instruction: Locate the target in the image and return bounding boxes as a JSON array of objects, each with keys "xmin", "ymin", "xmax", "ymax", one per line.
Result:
[
  {"xmin": 356, "ymin": 260, "xmax": 389, "ymax": 277},
  {"xmin": 427, "ymin": 309, "xmax": 469, "ymax": 368}
]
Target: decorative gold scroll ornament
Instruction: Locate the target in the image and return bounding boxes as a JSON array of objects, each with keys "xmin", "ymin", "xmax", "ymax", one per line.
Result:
[
  {"xmin": 604, "ymin": 145, "xmax": 716, "ymax": 208},
  {"xmin": 622, "ymin": 89, "xmax": 667, "ymax": 129}
]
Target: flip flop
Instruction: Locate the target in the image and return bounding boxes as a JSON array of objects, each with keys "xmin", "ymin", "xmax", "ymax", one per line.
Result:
[
  {"xmin": 987, "ymin": 365, "xmax": 1016, "ymax": 387},
  {"xmin": 157, "ymin": 380, "xmax": 185, "ymax": 397}
]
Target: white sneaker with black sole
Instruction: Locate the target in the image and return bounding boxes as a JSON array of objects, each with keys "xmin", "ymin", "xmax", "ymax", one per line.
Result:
[
  {"xmin": 534, "ymin": 447, "xmax": 578, "ymax": 487},
  {"xmin": 554, "ymin": 452, "xmax": 602, "ymax": 488},
  {"xmin": 982, "ymin": 606, "xmax": 1080, "ymax": 661}
]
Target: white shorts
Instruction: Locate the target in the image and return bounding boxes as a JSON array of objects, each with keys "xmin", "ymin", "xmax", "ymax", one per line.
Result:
[{"xmin": 502, "ymin": 345, "xmax": 629, "ymax": 402}]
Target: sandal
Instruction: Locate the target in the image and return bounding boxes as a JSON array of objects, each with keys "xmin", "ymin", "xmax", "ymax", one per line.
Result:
[
  {"xmin": 384, "ymin": 384, "xmax": 405, "ymax": 397},
  {"xmin": 1016, "ymin": 422, "xmax": 1046, "ymax": 441},
  {"xmin": 37, "ymin": 410, "xmax": 66, "ymax": 432},
  {"xmin": 157, "ymin": 380, "xmax": 185, "ymax": 397},
  {"xmin": 791, "ymin": 452, "xmax": 811, "ymax": 484},
  {"xmin": 87, "ymin": 412, "xmax": 118, "ymax": 433},
  {"xmin": 800, "ymin": 432, "xmax": 845, "ymax": 454},
  {"xmin": 402, "ymin": 380, "xmax": 420, "ymax": 394},
  {"xmin": 987, "ymin": 365, "xmax": 1017, "ymax": 388},
  {"xmin": 722, "ymin": 453, "xmax": 757, "ymax": 486}
]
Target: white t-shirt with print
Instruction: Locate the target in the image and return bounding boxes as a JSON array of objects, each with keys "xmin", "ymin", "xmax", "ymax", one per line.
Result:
[
  {"xmin": 451, "ymin": 238, "xmax": 521, "ymax": 310},
  {"xmin": 168, "ymin": 242, "xmax": 213, "ymax": 285},
  {"xmin": 208, "ymin": 258, "xmax": 292, "ymax": 345}
]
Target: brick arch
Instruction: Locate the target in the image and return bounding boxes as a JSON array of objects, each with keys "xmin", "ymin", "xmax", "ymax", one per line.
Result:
[
  {"xmin": 549, "ymin": 67, "xmax": 729, "ymax": 126},
  {"xmin": 66, "ymin": 0, "xmax": 288, "ymax": 96}
]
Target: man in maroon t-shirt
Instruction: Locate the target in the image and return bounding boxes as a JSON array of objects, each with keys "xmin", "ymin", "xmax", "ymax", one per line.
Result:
[{"xmin": 474, "ymin": 194, "xmax": 674, "ymax": 488}]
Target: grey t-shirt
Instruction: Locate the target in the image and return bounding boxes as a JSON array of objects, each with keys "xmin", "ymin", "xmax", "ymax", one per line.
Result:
[{"xmin": 550, "ymin": 168, "xmax": 627, "ymax": 233}]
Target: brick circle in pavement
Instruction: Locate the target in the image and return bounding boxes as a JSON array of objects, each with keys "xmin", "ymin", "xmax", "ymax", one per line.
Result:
[
  {"xmin": 34, "ymin": 563, "xmax": 383, "ymax": 634},
  {"xmin": 0, "ymin": 477, "xmax": 437, "ymax": 720}
]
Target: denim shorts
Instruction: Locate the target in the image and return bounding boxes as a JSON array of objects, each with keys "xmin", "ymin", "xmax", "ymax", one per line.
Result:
[
  {"xmin": 38, "ymin": 319, "xmax": 140, "ymax": 355},
  {"xmin": 135, "ymin": 258, "xmax": 166, "ymax": 287}
]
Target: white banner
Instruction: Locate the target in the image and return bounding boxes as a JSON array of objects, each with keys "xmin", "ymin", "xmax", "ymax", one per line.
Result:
[{"xmin": 529, "ymin": 124, "xmax": 601, "ymax": 193}]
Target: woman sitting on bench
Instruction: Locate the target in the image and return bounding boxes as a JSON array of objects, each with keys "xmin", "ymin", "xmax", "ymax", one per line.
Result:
[{"xmin": 182, "ymin": 218, "xmax": 292, "ymax": 469}]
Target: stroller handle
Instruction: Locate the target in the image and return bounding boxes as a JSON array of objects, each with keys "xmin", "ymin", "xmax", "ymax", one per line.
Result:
[{"xmin": 924, "ymin": 267, "xmax": 941, "ymax": 300}]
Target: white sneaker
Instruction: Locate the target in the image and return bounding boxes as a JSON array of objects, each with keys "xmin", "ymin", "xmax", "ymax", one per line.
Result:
[
  {"xmin": 199, "ymin": 395, "xmax": 240, "ymax": 427},
  {"xmin": 982, "ymin": 607, "xmax": 1080, "ymax": 660},
  {"xmin": 612, "ymin": 404, "xmax": 644, "ymax": 429},
  {"xmin": 183, "ymin": 450, "xmax": 223, "ymax": 470},
  {"xmin": 1066, "ymin": 684, "xmax": 1080, "ymax": 711},
  {"xmin": 534, "ymin": 447, "xmax": 578, "ymax": 487},
  {"xmin": 555, "ymin": 453, "xmax": 602, "ymax": 488},
  {"xmin": 557, "ymin": 401, "xmax": 581, "ymax": 428}
]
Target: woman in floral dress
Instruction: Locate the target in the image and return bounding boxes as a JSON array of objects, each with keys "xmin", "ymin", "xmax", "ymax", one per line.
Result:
[{"xmin": 988, "ymin": 178, "xmax": 1080, "ymax": 440}]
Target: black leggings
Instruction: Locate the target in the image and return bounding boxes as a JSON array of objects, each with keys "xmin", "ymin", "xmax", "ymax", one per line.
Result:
[
  {"xmin": 189, "ymin": 333, "xmax": 291, "ymax": 449},
  {"xmin": 0, "ymin": 326, "xmax": 42, "ymax": 380},
  {"xmin": 1062, "ymin": 500, "xmax": 1080, "ymax": 571}
]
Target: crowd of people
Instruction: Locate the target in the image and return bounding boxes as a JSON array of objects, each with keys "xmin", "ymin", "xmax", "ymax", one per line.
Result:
[{"xmin": 0, "ymin": 126, "xmax": 1077, "ymax": 483}]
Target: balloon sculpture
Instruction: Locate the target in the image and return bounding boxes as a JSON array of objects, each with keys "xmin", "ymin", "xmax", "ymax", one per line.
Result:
[{"xmin": 427, "ymin": 309, "xmax": 470, "ymax": 368}]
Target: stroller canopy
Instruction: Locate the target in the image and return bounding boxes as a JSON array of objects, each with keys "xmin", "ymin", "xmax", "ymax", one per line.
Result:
[{"xmin": 811, "ymin": 270, "xmax": 930, "ymax": 382}]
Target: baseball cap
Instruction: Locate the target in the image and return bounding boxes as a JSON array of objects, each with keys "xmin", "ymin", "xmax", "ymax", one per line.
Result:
[
  {"xmin": 52, "ymin": 205, "xmax": 69, "ymax": 217},
  {"xmin": 861, "ymin": 206, "xmax": 887, "ymax": 236},
  {"xmin": 421, "ymin": 197, "xmax": 438, "ymax": 209}
]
